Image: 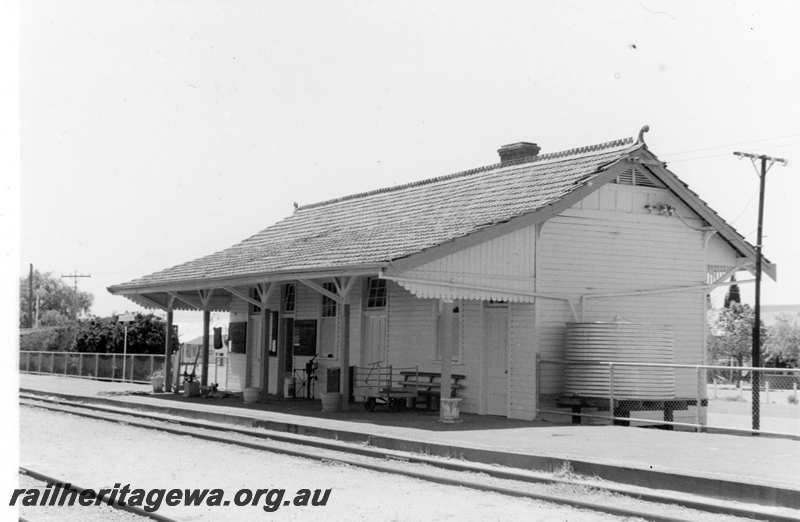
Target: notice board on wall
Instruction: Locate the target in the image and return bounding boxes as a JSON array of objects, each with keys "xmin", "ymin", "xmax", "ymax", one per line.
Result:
[
  {"xmin": 293, "ymin": 319, "xmax": 317, "ymax": 356},
  {"xmin": 229, "ymin": 322, "xmax": 247, "ymax": 353}
]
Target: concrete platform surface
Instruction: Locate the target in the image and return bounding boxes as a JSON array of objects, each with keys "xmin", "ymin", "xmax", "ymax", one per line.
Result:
[{"xmin": 19, "ymin": 375, "xmax": 800, "ymax": 498}]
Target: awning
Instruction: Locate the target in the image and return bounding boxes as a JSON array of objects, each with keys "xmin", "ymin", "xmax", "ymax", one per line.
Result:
[{"xmin": 381, "ymin": 274, "xmax": 537, "ymax": 303}]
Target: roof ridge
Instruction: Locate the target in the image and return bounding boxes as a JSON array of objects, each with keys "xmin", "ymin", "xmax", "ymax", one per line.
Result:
[{"xmin": 297, "ymin": 136, "xmax": 636, "ymax": 211}]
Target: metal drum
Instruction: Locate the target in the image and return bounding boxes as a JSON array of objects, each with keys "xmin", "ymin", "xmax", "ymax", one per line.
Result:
[{"xmin": 564, "ymin": 320, "xmax": 675, "ymax": 399}]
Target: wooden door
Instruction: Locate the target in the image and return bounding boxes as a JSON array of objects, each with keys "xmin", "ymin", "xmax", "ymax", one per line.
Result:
[
  {"xmin": 362, "ymin": 312, "xmax": 387, "ymax": 365},
  {"xmin": 485, "ymin": 306, "xmax": 508, "ymax": 416}
]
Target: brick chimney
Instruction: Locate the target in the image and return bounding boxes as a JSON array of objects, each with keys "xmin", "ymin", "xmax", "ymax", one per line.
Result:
[{"xmin": 497, "ymin": 142, "xmax": 541, "ymax": 165}]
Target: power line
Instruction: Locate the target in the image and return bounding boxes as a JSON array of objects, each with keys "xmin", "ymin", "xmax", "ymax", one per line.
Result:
[
  {"xmin": 663, "ymin": 133, "xmax": 800, "ymax": 158},
  {"xmin": 665, "ymin": 142, "xmax": 800, "ymax": 164}
]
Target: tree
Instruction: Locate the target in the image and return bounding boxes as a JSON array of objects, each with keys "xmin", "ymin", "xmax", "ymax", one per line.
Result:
[
  {"xmin": 723, "ymin": 276, "xmax": 741, "ymax": 308},
  {"xmin": 19, "ymin": 270, "xmax": 93, "ymax": 327},
  {"xmin": 72, "ymin": 312, "xmax": 178, "ymax": 354},
  {"xmin": 764, "ymin": 315, "xmax": 800, "ymax": 368},
  {"xmin": 708, "ymin": 303, "xmax": 767, "ymax": 371}
]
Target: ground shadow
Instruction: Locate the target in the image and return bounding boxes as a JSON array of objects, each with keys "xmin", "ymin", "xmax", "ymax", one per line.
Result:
[{"xmin": 141, "ymin": 392, "xmax": 557, "ymax": 432}]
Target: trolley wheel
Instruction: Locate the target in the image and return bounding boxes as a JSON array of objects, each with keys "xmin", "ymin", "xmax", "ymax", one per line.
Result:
[{"xmin": 364, "ymin": 398, "xmax": 376, "ymax": 412}]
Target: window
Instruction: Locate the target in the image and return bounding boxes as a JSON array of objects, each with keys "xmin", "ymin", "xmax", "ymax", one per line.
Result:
[
  {"xmin": 282, "ymin": 283, "xmax": 295, "ymax": 312},
  {"xmin": 321, "ymin": 282, "xmax": 337, "ymax": 317},
  {"xmin": 366, "ymin": 278, "xmax": 387, "ymax": 308},
  {"xmin": 436, "ymin": 302, "xmax": 461, "ymax": 361}
]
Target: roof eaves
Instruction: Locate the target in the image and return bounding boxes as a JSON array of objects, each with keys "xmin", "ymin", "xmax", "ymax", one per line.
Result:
[
  {"xmin": 108, "ymin": 262, "xmax": 388, "ymax": 295},
  {"xmin": 636, "ymin": 149, "xmax": 776, "ymax": 280}
]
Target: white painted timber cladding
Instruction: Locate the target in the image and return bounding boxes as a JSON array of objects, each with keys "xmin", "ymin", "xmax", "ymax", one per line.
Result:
[
  {"xmin": 226, "ymin": 353, "xmax": 246, "ymax": 392},
  {"xmin": 386, "ymin": 281, "xmax": 438, "ymax": 369},
  {"xmin": 398, "ymin": 225, "xmax": 536, "ymax": 301},
  {"xmin": 385, "ymin": 282, "xmax": 484, "ymax": 413},
  {"xmin": 706, "ymin": 234, "xmax": 739, "ymax": 268},
  {"xmin": 509, "ymin": 302, "xmax": 536, "ymax": 419},
  {"xmin": 459, "ymin": 301, "xmax": 483, "ymax": 413},
  {"xmin": 536, "ymin": 183, "xmax": 725, "ymax": 421},
  {"xmin": 346, "ymin": 278, "xmax": 363, "ymax": 367}
]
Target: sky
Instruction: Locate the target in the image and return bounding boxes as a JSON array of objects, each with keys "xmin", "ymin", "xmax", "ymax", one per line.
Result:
[{"xmin": 17, "ymin": 1, "xmax": 800, "ymax": 337}]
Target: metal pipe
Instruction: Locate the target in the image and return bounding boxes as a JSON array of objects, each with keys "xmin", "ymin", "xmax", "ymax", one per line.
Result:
[
  {"xmin": 582, "ymin": 279, "xmax": 755, "ymax": 300},
  {"xmin": 122, "ymin": 326, "xmax": 128, "ymax": 383},
  {"xmin": 608, "ymin": 363, "xmax": 615, "ymax": 424},
  {"xmin": 534, "ymin": 408, "xmax": 799, "ymax": 438},
  {"xmin": 536, "ymin": 358, "xmax": 800, "ymax": 373},
  {"xmin": 695, "ymin": 365, "xmax": 703, "ymax": 431}
]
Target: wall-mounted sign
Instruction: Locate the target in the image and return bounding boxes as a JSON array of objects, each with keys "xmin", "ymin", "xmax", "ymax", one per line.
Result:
[
  {"xmin": 229, "ymin": 322, "xmax": 247, "ymax": 354},
  {"xmin": 293, "ymin": 320, "xmax": 317, "ymax": 357}
]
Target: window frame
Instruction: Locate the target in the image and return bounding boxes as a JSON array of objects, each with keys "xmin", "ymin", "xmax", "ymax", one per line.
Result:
[
  {"xmin": 249, "ymin": 287, "xmax": 261, "ymax": 314},
  {"xmin": 365, "ymin": 278, "xmax": 388, "ymax": 309},
  {"xmin": 282, "ymin": 283, "xmax": 296, "ymax": 313},
  {"xmin": 321, "ymin": 282, "xmax": 337, "ymax": 317}
]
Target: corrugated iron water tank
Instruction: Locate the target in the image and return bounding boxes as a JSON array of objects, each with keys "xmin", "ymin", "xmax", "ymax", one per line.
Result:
[{"xmin": 564, "ymin": 320, "xmax": 675, "ymax": 400}]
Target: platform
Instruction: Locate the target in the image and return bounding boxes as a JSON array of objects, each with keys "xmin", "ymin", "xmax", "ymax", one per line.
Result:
[{"xmin": 19, "ymin": 374, "xmax": 800, "ymax": 508}]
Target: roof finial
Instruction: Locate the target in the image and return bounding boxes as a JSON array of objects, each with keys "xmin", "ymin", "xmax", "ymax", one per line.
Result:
[
  {"xmin": 293, "ymin": 201, "xmax": 299, "ymax": 211},
  {"xmin": 637, "ymin": 124, "xmax": 650, "ymax": 144}
]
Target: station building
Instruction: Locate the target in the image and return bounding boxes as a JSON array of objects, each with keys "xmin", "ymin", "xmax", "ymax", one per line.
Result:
[{"xmin": 109, "ymin": 129, "xmax": 774, "ymax": 420}]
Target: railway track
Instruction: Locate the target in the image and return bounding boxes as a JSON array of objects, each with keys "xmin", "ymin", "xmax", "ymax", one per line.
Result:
[
  {"xmin": 18, "ymin": 466, "xmax": 176, "ymax": 522},
  {"xmin": 19, "ymin": 394, "xmax": 795, "ymax": 522}
]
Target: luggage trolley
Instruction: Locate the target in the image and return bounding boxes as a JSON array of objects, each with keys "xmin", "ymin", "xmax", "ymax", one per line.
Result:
[{"xmin": 354, "ymin": 363, "xmax": 419, "ymax": 412}]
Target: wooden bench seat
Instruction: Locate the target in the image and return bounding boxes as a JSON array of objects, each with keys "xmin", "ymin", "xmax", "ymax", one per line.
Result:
[{"xmin": 399, "ymin": 371, "xmax": 466, "ymax": 411}]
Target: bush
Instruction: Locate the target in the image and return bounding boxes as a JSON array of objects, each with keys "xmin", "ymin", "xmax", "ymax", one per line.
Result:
[{"xmin": 19, "ymin": 325, "xmax": 76, "ymax": 352}]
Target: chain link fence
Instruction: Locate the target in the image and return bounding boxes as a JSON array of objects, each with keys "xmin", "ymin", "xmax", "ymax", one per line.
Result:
[
  {"xmin": 20, "ymin": 350, "xmax": 165, "ymax": 384},
  {"xmin": 536, "ymin": 356, "xmax": 800, "ymax": 437}
]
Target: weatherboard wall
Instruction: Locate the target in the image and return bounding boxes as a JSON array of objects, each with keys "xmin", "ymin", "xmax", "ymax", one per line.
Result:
[{"xmin": 534, "ymin": 181, "xmax": 737, "ymax": 421}]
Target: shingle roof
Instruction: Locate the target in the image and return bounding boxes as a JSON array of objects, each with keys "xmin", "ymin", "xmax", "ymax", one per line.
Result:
[{"xmin": 110, "ymin": 137, "xmax": 642, "ymax": 292}]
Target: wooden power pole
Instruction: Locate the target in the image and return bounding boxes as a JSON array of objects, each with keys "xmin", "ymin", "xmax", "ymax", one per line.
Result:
[
  {"xmin": 733, "ymin": 151, "xmax": 788, "ymax": 433},
  {"xmin": 28, "ymin": 264, "xmax": 34, "ymax": 328},
  {"xmin": 61, "ymin": 270, "xmax": 92, "ymax": 319}
]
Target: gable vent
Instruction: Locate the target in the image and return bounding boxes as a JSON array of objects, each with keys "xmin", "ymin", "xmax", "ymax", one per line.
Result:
[{"xmin": 612, "ymin": 167, "xmax": 665, "ymax": 188}]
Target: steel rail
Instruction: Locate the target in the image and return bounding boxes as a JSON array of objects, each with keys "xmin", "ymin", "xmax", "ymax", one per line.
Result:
[
  {"xmin": 20, "ymin": 395, "xmax": 796, "ymax": 522},
  {"xmin": 18, "ymin": 466, "xmax": 176, "ymax": 522}
]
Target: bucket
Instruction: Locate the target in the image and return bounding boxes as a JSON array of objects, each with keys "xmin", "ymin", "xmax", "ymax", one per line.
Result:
[
  {"xmin": 151, "ymin": 376, "xmax": 164, "ymax": 393},
  {"xmin": 321, "ymin": 392, "xmax": 341, "ymax": 412},
  {"xmin": 243, "ymin": 387, "xmax": 260, "ymax": 404},
  {"xmin": 439, "ymin": 398, "xmax": 462, "ymax": 424},
  {"xmin": 183, "ymin": 380, "xmax": 201, "ymax": 398}
]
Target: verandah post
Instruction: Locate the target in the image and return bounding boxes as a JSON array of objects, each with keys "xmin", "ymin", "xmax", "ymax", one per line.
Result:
[
  {"xmin": 164, "ymin": 301, "xmax": 174, "ymax": 391},
  {"xmin": 439, "ymin": 299, "xmax": 454, "ymax": 420},
  {"xmin": 259, "ymin": 306, "xmax": 271, "ymax": 402},
  {"xmin": 201, "ymin": 308, "xmax": 210, "ymax": 387},
  {"xmin": 338, "ymin": 303, "xmax": 351, "ymax": 409}
]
